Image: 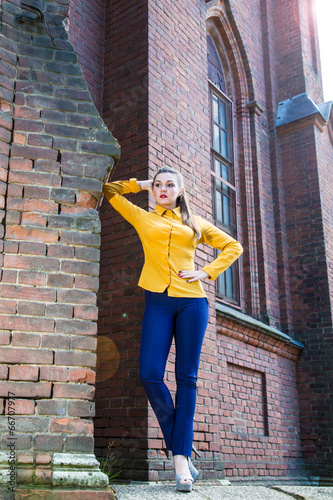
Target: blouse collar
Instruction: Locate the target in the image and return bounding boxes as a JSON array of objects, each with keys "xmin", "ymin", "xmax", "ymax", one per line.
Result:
[{"xmin": 154, "ymin": 204, "xmax": 182, "ymax": 219}]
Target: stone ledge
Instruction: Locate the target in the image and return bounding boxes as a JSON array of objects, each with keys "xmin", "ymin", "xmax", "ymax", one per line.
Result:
[
  {"xmin": 52, "ymin": 453, "xmax": 100, "ymax": 468},
  {"xmin": 0, "ymin": 452, "xmax": 109, "ymax": 490},
  {"xmin": 52, "ymin": 470, "xmax": 108, "ymax": 488},
  {"xmin": 0, "ymin": 487, "xmax": 116, "ymax": 499},
  {"xmin": 275, "ymin": 92, "xmax": 332, "ymax": 134},
  {"xmin": 215, "ymin": 301, "xmax": 304, "ymax": 351},
  {"xmin": 52, "ymin": 453, "xmax": 108, "ymax": 488}
]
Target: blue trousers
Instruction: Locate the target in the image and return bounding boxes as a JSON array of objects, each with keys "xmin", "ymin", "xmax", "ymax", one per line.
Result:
[{"xmin": 139, "ymin": 289, "xmax": 209, "ymax": 457}]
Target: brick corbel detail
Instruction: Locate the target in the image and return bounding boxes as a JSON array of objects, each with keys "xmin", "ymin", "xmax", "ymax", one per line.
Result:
[
  {"xmin": 216, "ymin": 317, "xmax": 302, "ymax": 362},
  {"xmin": 276, "ymin": 113, "xmax": 328, "ymax": 135}
]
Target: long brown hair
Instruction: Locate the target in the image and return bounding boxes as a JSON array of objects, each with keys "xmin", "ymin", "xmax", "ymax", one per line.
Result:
[{"xmin": 153, "ymin": 167, "xmax": 201, "ymax": 242}]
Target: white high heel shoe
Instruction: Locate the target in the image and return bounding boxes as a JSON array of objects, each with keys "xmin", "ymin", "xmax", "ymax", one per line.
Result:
[
  {"xmin": 192, "ymin": 444, "xmax": 201, "ymax": 458},
  {"xmin": 171, "ymin": 456, "xmax": 193, "ymax": 492},
  {"xmin": 188, "ymin": 457, "xmax": 199, "ymax": 483}
]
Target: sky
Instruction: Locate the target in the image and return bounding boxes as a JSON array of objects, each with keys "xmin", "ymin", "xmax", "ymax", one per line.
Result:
[{"xmin": 315, "ymin": 0, "xmax": 333, "ymax": 102}]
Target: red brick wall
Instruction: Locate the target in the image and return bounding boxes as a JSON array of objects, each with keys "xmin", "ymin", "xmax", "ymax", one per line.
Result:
[
  {"xmin": 260, "ymin": 0, "xmax": 294, "ymax": 333},
  {"xmin": 273, "ymin": 0, "xmax": 333, "ymax": 478},
  {"xmin": 96, "ymin": 0, "xmax": 307, "ymax": 482},
  {"xmin": 316, "ymin": 127, "xmax": 333, "ymax": 317},
  {"xmin": 274, "ymin": 0, "xmax": 322, "ymax": 103},
  {"xmin": 298, "ymin": 0, "xmax": 324, "ymax": 101},
  {"xmin": 0, "ymin": 6, "xmax": 15, "ymax": 275},
  {"xmin": 0, "ymin": 0, "xmax": 119, "ymax": 488},
  {"xmin": 96, "ymin": 0, "xmax": 150, "ymax": 480},
  {"xmin": 68, "ymin": 0, "xmax": 106, "ymax": 114},
  {"xmin": 216, "ymin": 315, "xmax": 304, "ymax": 478},
  {"xmin": 148, "ymin": 0, "xmax": 223, "ymax": 479},
  {"xmin": 216, "ymin": 1, "xmax": 333, "ymax": 477},
  {"xmin": 278, "ymin": 122, "xmax": 333, "ymax": 478},
  {"xmin": 274, "ymin": 0, "xmax": 306, "ymax": 101},
  {"xmin": 97, "ymin": 0, "xmax": 232, "ymax": 481}
]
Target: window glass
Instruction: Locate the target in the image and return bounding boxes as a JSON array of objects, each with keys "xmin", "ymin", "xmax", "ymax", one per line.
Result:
[
  {"xmin": 216, "ymin": 191, "xmax": 223, "ymax": 223},
  {"xmin": 207, "ymin": 35, "xmax": 227, "ymax": 93},
  {"xmin": 220, "ymin": 101, "xmax": 226, "ymax": 129},
  {"xmin": 223, "ymin": 193, "xmax": 230, "ymax": 227},
  {"xmin": 226, "ymin": 267, "xmax": 233, "ymax": 298},
  {"xmin": 208, "ymin": 37, "xmax": 240, "ymax": 305},
  {"xmin": 222, "ymin": 163, "xmax": 229, "ymax": 182},
  {"xmin": 221, "ymin": 130, "xmax": 228, "ymax": 158},
  {"xmin": 213, "ymin": 124, "xmax": 220, "ymax": 153},
  {"xmin": 213, "ymin": 95, "xmax": 219, "ymax": 122}
]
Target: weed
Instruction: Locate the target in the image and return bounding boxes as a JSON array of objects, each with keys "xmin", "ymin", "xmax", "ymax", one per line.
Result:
[{"xmin": 99, "ymin": 441, "xmax": 122, "ymax": 482}]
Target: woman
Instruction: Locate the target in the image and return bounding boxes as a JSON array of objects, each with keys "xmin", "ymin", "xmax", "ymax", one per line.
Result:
[{"xmin": 102, "ymin": 167, "xmax": 243, "ymax": 492}]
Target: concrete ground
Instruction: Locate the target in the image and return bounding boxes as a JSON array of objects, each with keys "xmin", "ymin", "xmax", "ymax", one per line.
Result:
[{"xmin": 111, "ymin": 481, "xmax": 333, "ymax": 500}]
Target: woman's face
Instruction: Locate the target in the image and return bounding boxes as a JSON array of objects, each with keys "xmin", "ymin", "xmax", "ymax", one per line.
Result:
[{"xmin": 153, "ymin": 172, "xmax": 183, "ymax": 210}]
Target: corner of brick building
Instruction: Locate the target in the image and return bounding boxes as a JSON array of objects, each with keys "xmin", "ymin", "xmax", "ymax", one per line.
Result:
[
  {"xmin": 0, "ymin": 0, "xmax": 119, "ymax": 496},
  {"xmin": 273, "ymin": 0, "xmax": 333, "ymax": 482}
]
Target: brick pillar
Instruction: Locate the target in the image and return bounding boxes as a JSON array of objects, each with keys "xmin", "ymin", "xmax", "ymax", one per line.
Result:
[
  {"xmin": 0, "ymin": 0, "xmax": 16, "ymax": 288},
  {"xmin": 0, "ymin": 0, "xmax": 119, "ymax": 495},
  {"xmin": 68, "ymin": 0, "xmax": 105, "ymax": 114},
  {"xmin": 97, "ymin": 0, "xmax": 149, "ymax": 481},
  {"xmin": 274, "ymin": 0, "xmax": 333, "ymax": 482},
  {"xmin": 276, "ymin": 101, "xmax": 333, "ymax": 481}
]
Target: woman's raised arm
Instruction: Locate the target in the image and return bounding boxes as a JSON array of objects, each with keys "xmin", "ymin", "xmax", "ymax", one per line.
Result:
[{"xmin": 102, "ymin": 178, "xmax": 147, "ymax": 229}]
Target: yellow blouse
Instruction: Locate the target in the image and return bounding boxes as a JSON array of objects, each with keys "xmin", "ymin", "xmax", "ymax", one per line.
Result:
[{"xmin": 102, "ymin": 178, "xmax": 243, "ymax": 298}]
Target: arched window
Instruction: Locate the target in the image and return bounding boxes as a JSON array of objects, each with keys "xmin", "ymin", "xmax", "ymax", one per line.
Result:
[{"xmin": 207, "ymin": 34, "xmax": 240, "ymax": 304}]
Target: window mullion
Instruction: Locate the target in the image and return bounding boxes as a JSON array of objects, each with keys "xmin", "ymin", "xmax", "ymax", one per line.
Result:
[{"xmin": 211, "ymin": 170, "xmax": 236, "ymax": 191}]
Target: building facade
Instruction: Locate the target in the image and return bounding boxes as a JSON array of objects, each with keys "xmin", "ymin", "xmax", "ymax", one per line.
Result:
[{"xmin": 0, "ymin": 0, "xmax": 332, "ymax": 495}]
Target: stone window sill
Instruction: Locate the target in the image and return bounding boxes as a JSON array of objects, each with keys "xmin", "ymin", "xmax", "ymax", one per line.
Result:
[{"xmin": 215, "ymin": 301, "xmax": 304, "ymax": 351}]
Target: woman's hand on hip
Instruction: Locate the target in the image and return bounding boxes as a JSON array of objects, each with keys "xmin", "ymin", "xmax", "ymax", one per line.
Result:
[{"xmin": 178, "ymin": 270, "xmax": 210, "ymax": 282}]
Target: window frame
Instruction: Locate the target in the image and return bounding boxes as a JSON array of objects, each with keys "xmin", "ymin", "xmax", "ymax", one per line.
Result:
[{"xmin": 208, "ymin": 81, "xmax": 241, "ymax": 307}]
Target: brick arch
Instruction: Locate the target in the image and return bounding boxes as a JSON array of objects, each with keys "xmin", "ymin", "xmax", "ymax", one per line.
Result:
[{"xmin": 206, "ymin": 3, "xmax": 255, "ymax": 106}]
